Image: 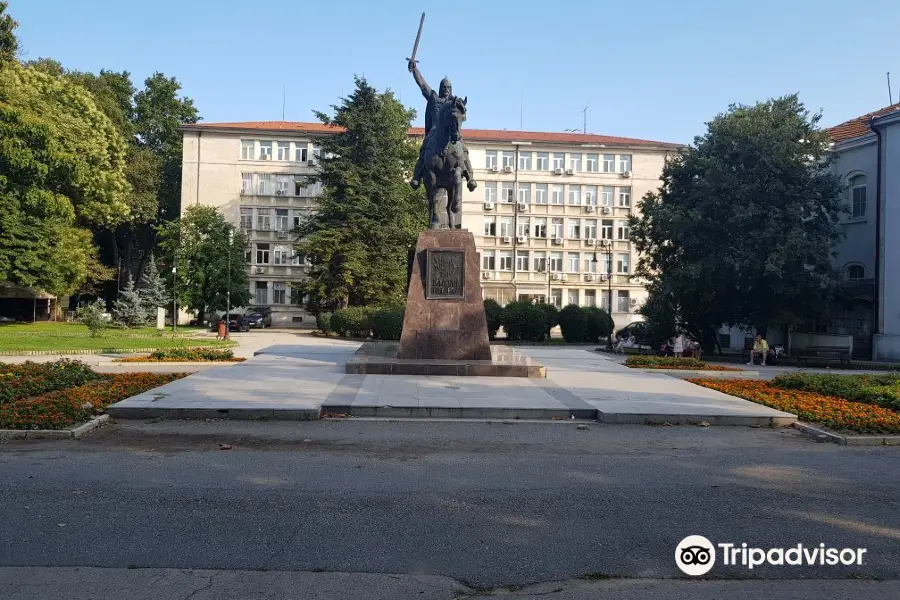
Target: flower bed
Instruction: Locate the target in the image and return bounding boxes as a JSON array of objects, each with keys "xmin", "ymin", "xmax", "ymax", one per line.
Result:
[
  {"xmin": 772, "ymin": 373, "xmax": 900, "ymax": 411},
  {"xmin": 690, "ymin": 379, "xmax": 900, "ymax": 434},
  {"xmin": 0, "ymin": 372, "xmax": 186, "ymax": 430},
  {"xmin": 113, "ymin": 348, "xmax": 243, "ymax": 363},
  {"xmin": 625, "ymin": 356, "xmax": 742, "ymax": 371},
  {"xmin": 0, "ymin": 360, "xmax": 101, "ymax": 404}
]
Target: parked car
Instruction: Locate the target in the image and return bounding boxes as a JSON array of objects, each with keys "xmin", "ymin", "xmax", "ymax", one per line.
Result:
[
  {"xmin": 217, "ymin": 313, "xmax": 249, "ymax": 333},
  {"xmin": 245, "ymin": 310, "xmax": 272, "ymax": 329},
  {"xmin": 615, "ymin": 321, "xmax": 650, "ymax": 345}
]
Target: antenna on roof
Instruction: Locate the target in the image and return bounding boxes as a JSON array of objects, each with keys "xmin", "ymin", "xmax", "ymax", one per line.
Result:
[
  {"xmin": 889, "ymin": 72, "xmax": 894, "ymax": 106},
  {"xmin": 282, "ymin": 85, "xmax": 286, "ymax": 121},
  {"xmin": 582, "ymin": 104, "xmax": 588, "ymax": 134}
]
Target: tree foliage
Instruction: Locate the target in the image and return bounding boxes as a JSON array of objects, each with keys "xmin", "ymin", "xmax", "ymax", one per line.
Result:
[
  {"xmin": 296, "ymin": 76, "xmax": 426, "ymax": 309},
  {"xmin": 157, "ymin": 205, "xmax": 251, "ymax": 321},
  {"xmin": 138, "ymin": 254, "xmax": 169, "ymax": 312},
  {"xmin": 630, "ymin": 95, "xmax": 844, "ymax": 349},
  {"xmin": 112, "ymin": 274, "xmax": 148, "ymax": 327},
  {"xmin": 0, "ymin": 1, "xmax": 17, "ymax": 63}
]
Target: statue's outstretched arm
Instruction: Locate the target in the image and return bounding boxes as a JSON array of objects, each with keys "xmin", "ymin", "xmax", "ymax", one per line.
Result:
[{"xmin": 408, "ymin": 61, "xmax": 432, "ymax": 98}]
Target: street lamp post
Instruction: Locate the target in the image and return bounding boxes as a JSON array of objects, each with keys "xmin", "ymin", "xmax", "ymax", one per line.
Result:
[
  {"xmin": 225, "ymin": 229, "xmax": 233, "ymax": 340},
  {"xmin": 593, "ymin": 244, "xmax": 614, "ymax": 349},
  {"xmin": 171, "ymin": 262, "xmax": 177, "ymax": 333}
]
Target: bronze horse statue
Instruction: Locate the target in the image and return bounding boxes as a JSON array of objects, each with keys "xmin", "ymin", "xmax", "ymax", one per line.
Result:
[{"xmin": 418, "ymin": 96, "xmax": 477, "ymax": 229}]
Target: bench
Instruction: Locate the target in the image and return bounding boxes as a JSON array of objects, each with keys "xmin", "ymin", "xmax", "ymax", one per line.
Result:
[
  {"xmin": 622, "ymin": 344, "xmax": 653, "ymax": 356},
  {"xmin": 790, "ymin": 346, "xmax": 851, "ymax": 366}
]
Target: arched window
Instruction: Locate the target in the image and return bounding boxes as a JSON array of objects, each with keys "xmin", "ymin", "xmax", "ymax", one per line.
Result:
[
  {"xmin": 847, "ymin": 264, "xmax": 865, "ymax": 282},
  {"xmin": 849, "ymin": 174, "xmax": 867, "ymax": 218}
]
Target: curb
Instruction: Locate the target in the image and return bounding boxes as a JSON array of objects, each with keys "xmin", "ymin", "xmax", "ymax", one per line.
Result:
[
  {"xmin": 105, "ymin": 407, "xmax": 320, "ymax": 421},
  {"xmin": 0, "ymin": 345, "xmax": 232, "ymax": 357},
  {"xmin": 792, "ymin": 421, "xmax": 900, "ymax": 446},
  {"xmin": 320, "ymin": 405, "xmax": 593, "ymax": 420},
  {"xmin": 97, "ymin": 361, "xmax": 242, "ymax": 367},
  {"xmin": 0, "ymin": 415, "xmax": 110, "ymax": 441},
  {"xmin": 635, "ymin": 368, "xmax": 759, "ymax": 377},
  {"xmin": 598, "ymin": 412, "xmax": 796, "ymax": 427}
]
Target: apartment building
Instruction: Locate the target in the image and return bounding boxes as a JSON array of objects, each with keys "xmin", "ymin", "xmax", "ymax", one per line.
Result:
[{"xmin": 180, "ymin": 122, "xmax": 679, "ymax": 328}]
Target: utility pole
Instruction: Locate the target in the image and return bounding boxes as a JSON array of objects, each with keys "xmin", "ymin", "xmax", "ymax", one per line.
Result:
[
  {"xmin": 225, "ymin": 229, "xmax": 233, "ymax": 339},
  {"xmin": 171, "ymin": 260, "xmax": 177, "ymax": 333}
]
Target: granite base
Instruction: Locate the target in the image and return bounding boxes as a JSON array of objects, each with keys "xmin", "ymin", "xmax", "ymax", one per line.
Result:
[{"xmin": 346, "ymin": 342, "xmax": 546, "ymax": 378}]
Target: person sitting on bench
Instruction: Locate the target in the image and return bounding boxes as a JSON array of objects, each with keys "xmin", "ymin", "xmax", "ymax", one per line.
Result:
[{"xmin": 748, "ymin": 334, "xmax": 769, "ymax": 366}]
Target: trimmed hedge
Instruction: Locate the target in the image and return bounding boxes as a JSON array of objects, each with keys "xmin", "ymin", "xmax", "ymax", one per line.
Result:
[
  {"xmin": 330, "ymin": 307, "xmax": 375, "ymax": 338},
  {"xmin": 483, "ymin": 299, "xmax": 502, "ymax": 340},
  {"xmin": 558, "ymin": 304, "xmax": 589, "ymax": 342},
  {"xmin": 501, "ymin": 301, "xmax": 548, "ymax": 342},
  {"xmin": 537, "ymin": 303, "xmax": 559, "ymax": 339},
  {"xmin": 315, "ymin": 312, "xmax": 332, "ymax": 334},
  {"xmin": 147, "ymin": 348, "xmax": 236, "ymax": 361},
  {"xmin": 773, "ymin": 373, "xmax": 900, "ymax": 411},
  {"xmin": 625, "ymin": 356, "xmax": 741, "ymax": 371},
  {"xmin": 372, "ymin": 309, "xmax": 405, "ymax": 340},
  {"xmin": 584, "ymin": 307, "xmax": 614, "ymax": 343}
]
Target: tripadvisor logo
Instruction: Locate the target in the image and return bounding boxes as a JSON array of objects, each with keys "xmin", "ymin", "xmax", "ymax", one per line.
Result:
[{"xmin": 675, "ymin": 536, "xmax": 867, "ymax": 576}]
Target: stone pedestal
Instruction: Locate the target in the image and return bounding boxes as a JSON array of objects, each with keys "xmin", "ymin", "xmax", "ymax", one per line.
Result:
[{"xmin": 398, "ymin": 230, "xmax": 492, "ymax": 360}]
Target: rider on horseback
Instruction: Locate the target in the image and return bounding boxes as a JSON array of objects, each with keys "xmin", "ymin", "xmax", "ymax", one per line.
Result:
[{"xmin": 408, "ymin": 60, "xmax": 477, "ymax": 192}]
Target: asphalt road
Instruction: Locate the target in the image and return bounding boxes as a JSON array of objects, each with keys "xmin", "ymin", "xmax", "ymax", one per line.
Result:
[{"xmin": 1, "ymin": 421, "xmax": 898, "ymax": 591}]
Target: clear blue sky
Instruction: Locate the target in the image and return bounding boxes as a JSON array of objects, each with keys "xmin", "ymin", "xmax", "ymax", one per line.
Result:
[{"xmin": 11, "ymin": 0, "xmax": 900, "ymax": 144}]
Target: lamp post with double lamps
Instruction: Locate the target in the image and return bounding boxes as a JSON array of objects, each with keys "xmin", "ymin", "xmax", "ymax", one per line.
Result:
[
  {"xmin": 592, "ymin": 241, "xmax": 613, "ymax": 349},
  {"xmin": 225, "ymin": 229, "xmax": 233, "ymax": 340}
]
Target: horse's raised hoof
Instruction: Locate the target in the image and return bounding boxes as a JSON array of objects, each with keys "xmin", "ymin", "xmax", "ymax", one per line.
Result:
[
  {"xmin": 409, "ymin": 179, "xmax": 420, "ymax": 190},
  {"xmin": 467, "ymin": 180, "xmax": 478, "ymax": 192}
]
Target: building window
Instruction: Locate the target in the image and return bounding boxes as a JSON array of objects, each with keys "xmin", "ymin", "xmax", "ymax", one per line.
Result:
[
  {"xmin": 295, "ymin": 145, "xmax": 308, "ymax": 162},
  {"xmin": 536, "ymin": 152, "xmax": 549, "ymax": 170},
  {"xmin": 847, "ymin": 264, "xmax": 865, "ymax": 281},
  {"xmin": 499, "ymin": 216, "xmax": 514, "ymax": 237},
  {"xmin": 567, "ymin": 289, "xmax": 579, "ymax": 306},
  {"xmin": 533, "ymin": 251, "xmax": 547, "ymax": 272},
  {"xmin": 518, "ymin": 152, "xmax": 532, "ymax": 170},
  {"xmin": 485, "ymin": 150, "xmax": 498, "ymax": 169},
  {"xmin": 568, "ymin": 219, "xmax": 581, "ymax": 239},
  {"xmin": 583, "ymin": 255, "xmax": 597, "ymax": 274},
  {"xmin": 584, "ymin": 289, "xmax": 596, "ymax": 307},
  {"xmin": 550, "ymin": 289, "xmax": 563, "ymax": 308},
  {"xmin": 501, "ymin": 182, "xmax": 514, "ymax": 203},
  {"xmin": 551, "ymin": 218, "xmax": 564, "ymax": 239},
  {"xmin": 257, "ymin": 173, "xmax": 273, "ymax": 195},
  {"xmin": 551, "ymin": 185, "xmax": 564, "ymax": 205},
  {"xmin": 289, "ymin": 282, "xmax": 304, "ymax": 305},
  {"xmin": 259, "ymin": 141, "xmax": 273, "ymax": 159},
  {"xmin": 276, "ymin": 142, "xmax": 290, "ymax": 161},
  {"xmin": 601, "ymin": 253, "xmax": 613, "ymax": 275},
  {"xmin": 484, "ymin": 181, "xmax": 497, "ymax": 203},
  {"xmin": 502, "ymin": 151, "xmax": 514, "ymax": 168},
  {"xmin": 535, "ymin": 183, "xmax": 548, "ymax": 204},
  {"xmin": 617, "ymin": 253, "xmax": 630, "ymax": 274},
  {"xmin": 244, "ymin": 248, "xmax": 252, "ymax": 263},
  {"xmin": 618, "ymin": 187, "xmax": 631, "ymax": 207},
  {"xmin": 568, "ymin": 185, "xmax": 581, "ymax": 205},
  {"xmin": 240, "ymin": 209, "xmax": 253, "ymax": 230},
  {"xmin": 256, "ymin": 210, "xmax": 271, "ymax": 231},
  {"xmin": 275, "ymin": 209, "xmax": 289, "ymax": 231},
  {"xmin": 600, "ymin": 220, "xmax": 613, "ymax": 240},
  {"xmin": 273, "ymin": 245, "xmax": 289, "ymax": 265},
  {"xmin": 241, "ymin": 140, "xmax": 255, "ymax": 160},
  {"xmin": 602, "ymin": 154, "xmax": 615, "ymax": 173},
  {"xmin": 533, "ymin": 218, "xmax": 547, "ymax": 238},
  {"xmin": 586, "ymin": 153, "xmax": 598, "ymax": 172},
  {"xmin": 291, "ymin": 250, "xmax": 303, "ymax": 265},
  {"xmin": 273, "ymin": 282, "xmax": 286, "ymax": 304},
  {"xmin": 618, "ymin": 154, "xmax": 632, "ymax": 172},
  {"xmin": 498, "ymin": 250, "xmax": 513, "ymax": 271},
  {"xmin": 601, "ymin": 289, "xmax": 612, "ymax": 311},
  {"xmin": 569, "ymin": 153, "xmax": 582, "ymax": 172},
  {"xmin": 276, "ymin": 175, "xmax": 291, "ymax": 195},
  {"xmin": 518, "ymin": 183, "xmax": 531, "ymax": 203},
  {"xmin": 568, "ymin": 252, "xmax": 580, "ymax": 273},
  {"xmin": 516, "ymin": 250, "xmax": 530, "ymax": 271},
  {"xmin": 482, "ymin": 250, "xmax": 496, "ymax": 271},
  {"xmin": 294, "ymin": 176, "xmax": 306, "ymax": 196},
  {"xmin": 255, "ymin": 281, "xmax": 268, "ymax": 305},
  {"xmin": 517, "ymin": 217, "xmax": 530, "ymax": 237},
  {"xmin": 483, "ymin": 216, "xmax": 496, "ymax": 236},
  {"xmin": 850, "ymin": 175, "xmax": 867, "ymax": 218},
  {"xmin": 293, "ymin": 212, "xmax": 302, "ymax": 229},
  {"xmin": 256, "ymin": 243, "xmax": 270, "ymax": 264},
  {"xmin": 601, "ymin": 186, "xmax": 614, "ymax": 206},
  {"xmin": 584, "ymin": 185, "xmax": 597, "ymax": 206},
  {"xmin": 313, "ymin": 144, "xmax": 321, "ymax": 158},
  {"xmin": 617, "ymin": 220, "xmax": 630, "ymax": 240},
  {"xmin": 552, "ymin": 153, "xmax": 565, "ymax": 170},
  {"xmin": 584, "ymin": 219, "xmax": 597, "ymax": 239},
  {"xmin": 241, "ymin": 173, "xmax": 253, "ymax": 193},
  {"xmin": 617, "ymin": 290, "xmax": 631, "ymax": 313},
  {"xmin": 549, "ymin": 251, "xmax": 564, "ymax": 272}
]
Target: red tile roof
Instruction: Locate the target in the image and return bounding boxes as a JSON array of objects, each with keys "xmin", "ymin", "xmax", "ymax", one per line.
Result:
[
  {"xmin": 184, "ymin": 121, "xmax": 681, "ymax": 148},
  {"xmin": 827, "ymin": 105, "xmax": 900, "ymax": 143}
]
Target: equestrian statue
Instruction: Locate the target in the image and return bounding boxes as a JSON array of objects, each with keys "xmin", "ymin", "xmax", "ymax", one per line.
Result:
[{"xmin": 407, "ymin": 14, "xmax": 477, "ymax": 229}]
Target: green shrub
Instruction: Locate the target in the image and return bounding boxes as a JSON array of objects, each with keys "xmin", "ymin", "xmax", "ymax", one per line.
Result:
[
  {"xmin": 773, "ymin": 373, "xmax": 900, "ymax": 411},
  {"xmin": 501, "ymin": 301, "xmax": 548, "ymax": 342},
  {"xmin": 148, "ymin": 348, "xmax": 235, "ymax": 361},
  {"xmin": 372, "ymin": 308, "xmax": 405, "ymax": 340},
  {"xmin": 316, "ymin": 312, "xmax": 332, "ymax": 334},
  {"xmin": 0, "ymin": 359, "xmax": 100, "ymax": 405},
  {"xmin": 330, "ymin": 307, "xmax": 375, "ymax": 338},
  {"xmin": 558, "ymin": 304, "xmax": 588, "ymax": 343},
  {"xmin": 625, "ymin": 356, "xmax": 706, "ymax": 369},
  {"xmin": 483, "ymin": 299, "xmax": 502, "ymax": 340},
  {"xmin": 584, "ymin": 307, "xmax": 614, "ymax": 343},
  {"xmin": 75, "ymin": 300, "xmax": 110, "ymax": 337},
  {"xmin": 536, "ymin": 303, "xmax": 559, "ymax": 339}
]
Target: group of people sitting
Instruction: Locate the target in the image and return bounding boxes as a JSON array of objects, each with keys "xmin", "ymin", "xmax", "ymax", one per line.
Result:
[{"xmin": 613, "ymin": 330, "xmax": 700, "ymax": 358}]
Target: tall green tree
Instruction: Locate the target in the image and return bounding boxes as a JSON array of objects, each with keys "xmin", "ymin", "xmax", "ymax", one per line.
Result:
[
  {"xmin": 0, "ymin": 1, "xmax": 16, "ymax": 63},
  {"xmin": 296, "ymin": 76, "xmax": 426, "ymax": 310},
  {"xmin": 630, "ymin": 95, "xmax": 844, "ymax": 350},
  {"xmin": 157, "ymin": 205, "xmax": 251, "ymax": 322}
]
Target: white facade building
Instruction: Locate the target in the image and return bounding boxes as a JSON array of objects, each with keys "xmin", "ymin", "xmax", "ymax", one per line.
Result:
[{"xmin": 180, "ymin": 122, "xmax": 679, "ymax": 328}]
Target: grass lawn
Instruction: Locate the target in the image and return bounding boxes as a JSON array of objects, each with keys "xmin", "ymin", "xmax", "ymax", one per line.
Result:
[
  {"xmin": 0, "ymin": 322, "xmax": 227, "ymax": 353},
  {"xmin": 0, "ymin": 322, "xmax": 206, "ymax": 336}
]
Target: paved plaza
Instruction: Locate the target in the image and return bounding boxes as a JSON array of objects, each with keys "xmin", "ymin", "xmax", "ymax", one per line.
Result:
[{"xmin": 108, "ymin": 334, "xmax": 795, "ymax": 425}]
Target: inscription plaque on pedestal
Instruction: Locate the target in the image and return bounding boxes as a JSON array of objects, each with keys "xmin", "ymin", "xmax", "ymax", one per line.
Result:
[{"xmin": 425, "ymin": 249, "xmax": 465, "ymax": 299}]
